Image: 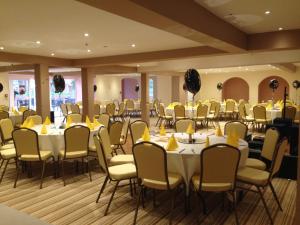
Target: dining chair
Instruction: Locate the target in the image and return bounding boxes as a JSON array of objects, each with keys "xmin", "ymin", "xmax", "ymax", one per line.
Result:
[
  {"xmin": 98, "ymin": 113, "xmax": 110, "ymax": 128},
  {"xmin": 253, "ymin": 105, "xmax": 271, "ymax": 131},
  {"xmin": 191, "ymin": 144, "xmax": 241, "ymax": 224},
  {"xmin": 126, "ymin": 99, "xmax": 135, "ymax": 117},
  {"xmin": 12, "ymin": 128, "xmax": 54, "ymax": 188},
  {"xmin": 93, "ymin": 104, "xmax": 101, "ymax": 119},
  {"xmin": 106, "ymin": 103, "xmax": 116, "ymax": 118},
  {"xmin": 0, "ymin": 118, "xmax": 14, "ymax": 145},
  {"xmin": 174, "ymin": 104, "xmax": 186, "ymax": 121},
  {"xmin": 109, "ymin": 121, "xmax": 125, "ymax": 154},
  {"xmin": 0, "ymin": 105, "xmax": 9, "ymax": 112},
  {"xmin": 206, "ymin": 102, "xmax": 220, "ymax": 127},
  {"xmin": 245, "ymin": 127, "xmax": 279, "ymax": 171},
  {"xmin": 157, "ymin": 104, "xmax": 173, "ymax": 127},
  {"xmin": 67, "ymin": 113, "xmax": 82, "ymax": 123},
  {"xmin": 193, "ymin": 104, "xmax": 208, "ymax": 127},
  {"xmin": 18, "ymin": 106, "xmax": 28, "ymax": 113},
  {"xmin": 119, "ymin": 117, "xmax": 130, "ymax": 152},
  {"xmin": 114, "ymin": 102, "xmax": 125, "ymax": 121},
  {"xmin": 0, "ymin": 110, "xmax": 9, "ymax": 121},
  {"xmin": 60, "ymin": 104, "xmax": 68, "ymax": 122},
  {"xmin": 0, "ymin": 144, "xmax": 16, "ymax": 183},
  {"xmin": 22, "ymin": 109, "xmax": 37, "ymax": 122},
  {"xmin": 224, "ymin": 121, "xmax": 248, "ymax": 140},
  {"xmin": 224, "ymin": 100, "xmax": 236, "ymax": 120},
  {"xmin": 132, "ymin": 141, "xmax": 184, "ymax": 225},
  {"xmin": 209, "ymin": 101, "xmax": 218, "ymax": 114},
  {"xmin": 238, "ymin": 103, "xmax": 254, "ymax": 127},
  {"xmin": 59, "ymin": 125, "xmax": 91, "ymax": 186},
  {"xmin": 130, "ymin": 120, "xmax": 148, "ymax": 144},
  {"xmin": 27, "ymin": 115, "xmax": 43, "ymax": 125},
  {"xmin": 175, "ymin": 119, "xmax": 195, "ymax": 133},
  {"xmin": 70, "ymin": 104, "xmax": 80, "ymax": 114},
  {"xmin": 283, "ymin": 106, "xmax": 296, "ymax": 120},
  {"xmin": 237, "ymin": 138, "xmax": 288, "ymax": 224},
  {"xmin": 93, "ymin": 134, "xmax": 136, "ymax": 215}
]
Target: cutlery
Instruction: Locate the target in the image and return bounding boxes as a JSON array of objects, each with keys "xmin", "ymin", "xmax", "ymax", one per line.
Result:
[{"xmin": 179, "ymin": 148, "xmax": 186, "ymax": 153}]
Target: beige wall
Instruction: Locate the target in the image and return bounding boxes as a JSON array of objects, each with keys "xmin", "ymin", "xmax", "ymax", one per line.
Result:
[
  {"xmin": 156, "ymin": 75, "xmax": 172, "ymax": 105},
  {"xmin": 0, "ymin": 72, "xmax": 10, "ymax": 106}
]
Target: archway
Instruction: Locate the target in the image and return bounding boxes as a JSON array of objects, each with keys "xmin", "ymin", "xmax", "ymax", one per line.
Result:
[
  {"xmin": 222, "ymin": 77, "xmax": 249, "ymax": 101},
  {"xmin": 258, "ymin": 76, "xmax": 289, "ymax": 102}
]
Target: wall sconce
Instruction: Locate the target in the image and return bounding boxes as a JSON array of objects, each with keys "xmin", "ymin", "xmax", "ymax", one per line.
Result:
[{"xmin": 4, "ymin": 94, "xmax": 8, "ymax": 98}]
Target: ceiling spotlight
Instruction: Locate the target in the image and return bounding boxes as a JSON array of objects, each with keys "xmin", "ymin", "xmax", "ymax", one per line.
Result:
[
  {"xmin": 278, "ymin": 27, "xmax": 283, "ymax": 31},
  {"xmin": 137, "ymin": 64, "xmax": 140, "ymax": 67},
  {"xmin": 264, "ymin": 10, "xmax": 271, "ymax": 15},
  {"xmin": 131, "ymin": 44, "xmax": 136, "ymax": 47},
  {"xmin": 87, "ymin": 49, "xmax": 91, "ymax": 52},
  {"xmin": 0, "ymin": 46, "xmax": 4, "ymax": 50},
  {"xmin": 36, "ymin": 41, "xmax": 41, "ymax": 44},
  {"xmin": 51, "ymin": 53, "xmax": 55, "ymax": 56},
  {"xmin": 84, "ymin": 33, "xmax": 89, "ymax": 37}
]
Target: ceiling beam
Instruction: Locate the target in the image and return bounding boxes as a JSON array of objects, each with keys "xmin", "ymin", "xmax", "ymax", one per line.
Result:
[
  {"xmin": 271, "ymin": 63, "xmax": 297, "ymax": 73},
  {"xmin": 76, "ymin": 0, "xmax": 247, "ymax": 53},
  {"xmin": 72, "ymin": 46, "xmax": 223, "ymax": 67},
  {"xmin": 0, "ymin": 52, "xmax": 72, "ymax": 67},
  {"xmin": 0, "ymin": 64, "xmax": 35, "ymax": 72},
  {"xmin": 89, "ymin": 65, "xmax": 137, "ymax": 74}
]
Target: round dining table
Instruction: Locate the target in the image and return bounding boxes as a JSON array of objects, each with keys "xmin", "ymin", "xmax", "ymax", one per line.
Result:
[
  {"xmin": 141, "ymin": 132, "xmax": 249, "ymax": 194},
  {"xmin": 31, "ymin": 123, "xmax": 102, "ymax": 159}
]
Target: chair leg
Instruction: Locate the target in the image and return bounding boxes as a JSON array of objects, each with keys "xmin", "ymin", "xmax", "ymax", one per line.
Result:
[
  {"xmin": 231, "ymin": 191, "xmax": 239, "ymax": 225},
  {"xmin": 0, "ymin": 159, "xmax": 4, "ymax": 169},
  {"xmin": 129, "ymin": 178, "xmax": 133, "ymax": 197},
  {"xmin": 40, "ymin": 160, "xmax": 46, "ymax": 189},
  {"xmin": 86, "ymin": 157, "xmax": 92, "ymax": 182},
  {"xmin": 96, "ymin": 176, "xmax": 109, "ymax": 203},
  {"xmin": 269, "ymin": 182, "xmax": 283, "ymax": 211},
  {"xmin": 61, "ymin": 160, "xmax": 66, "ymax": 186},
  {"xmin": 198, "ymin": 192, "xmax": 207, "ymax": 214},
  {"xmin": 14, "ymin": 159, "xmax": 20, "ymax": 188},
  {"xmin": 104, "ymin": 180, "xmax": 120, "ymax": 216},
  {"xmin": 256, "ymin": 186, "xmax": 273, "ymax": 225},
  {"xmin": 120, "ymin": 145, "xmax": 126, "ymax": 154},
  {"xmin": 0, "ymin": 159, "xmax": 9, "ymax": 183},
  {"xmin": 133, "ymin": 185, "xmax": 142, "ymax": 225}
]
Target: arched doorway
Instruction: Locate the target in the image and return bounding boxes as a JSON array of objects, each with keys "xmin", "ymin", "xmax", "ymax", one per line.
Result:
[
  {"xmin": 222, "ymin": 77, "xmax": 249, "ymax": 101},
  {"xmin": 258, "ymin": 76, "xmax": 289, "ymax": 102}
]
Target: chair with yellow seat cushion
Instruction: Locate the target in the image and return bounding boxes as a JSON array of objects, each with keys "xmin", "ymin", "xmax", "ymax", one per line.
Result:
[
  {"xmin": 67, "ymin": 113, "xmax": 82, "ymax": 123},
  {"xmin": 0, "ymin": 146, "xmax": 16, "ymax": 183},
  {"xmin": 60, "ymin": 103, "xmax": 69, "ymax": 122},
  {"xmin": 175, "ymin": 119, "xmax": 195, "ymax": 133},
  {"xmin": 238, "ymin": 103, "xmax": 254, "ymax": 128},
  {"xmin": 106, "ymin": 103, "xmax": 116, "ymax": 118},
  {"xmin": 253, "ymin": 105, "xmax": 271, "ymax": 131},
  {"xmin": 12, "ymin": 128, "xmax": 54, "ymax": 188},
  {"xmin": 93, "ymin": 133, "xmax": 136, "ymax": 216},
  {"xmin": 193, "ymin": 104, "xmax": 208, "ymax": 127},
  {"xmin": 224, "ymin": 100, "xmax": 236, "ymax": 120},
  {"xmin": 130, "ymin": 120, "xmax": 148, "ymax": 144},
  {"xmin": 224, "ymin": 121, "xmax": 248, "ymax": 140},
  {"xmin": 206, "ymin": 102, "xmax": 221, "ymax": 127},
  {"xmin": 70, "ymin": 104, "xmax": 80, "ymax": 114},
  {"xmin": 157, "ymin": 104, "xmax": 173, "ymax": 127},
  {"xmin": 132, "ymin": 141, "xmax": 184, "ymax": 225},
  {"xmin": 109, "ymin": 121, "xmax": 125, "ymax": 154},
  {"xmin": 27, "ymin": 115, "xmax": 43, "ymax": 125},
  {"xmin": 0, "ymin": 110, "xmax": 9, "ymax": 120},
  {"xmin": 59, "ymin": 125, "xmax": 91, "ymax": 186},
  {"xmin": 22, "ymin": 109, "xmax": 36, "ymax": 122},
  {"xmin": 119, "ymin": 117, "xmax": 130, "ymax": 149},
  {"xmin": 98, "ymin": 113, "xmax": 110, "ymax": 128},
  {"xmin": 125, "ymin": 99, "xmax": 135, "ymax": 117},
  {"xmin": 0, "ymin": 118, "xmax": 14, "ymax": 145},
  {"xmin": 174, "ymin": 104, "xmax": 186, "ymax": 121},
  {"xmin": 114, "ymin": 102, "xmax": 125, "ymax": 121},
  {"xmin": 237, "ymin": 138, "xmax": 288, "ymax": 224},
  {"xmin": 93, "ymin": 104, "xmax": 101, "ymax": 119},
  {"xmin": 245, "ymin": 127, "xmax": 279, "ymax": 171},
  {"xmin": 191, "ymin": 144, "xmax": 240, "ymax": 224}
]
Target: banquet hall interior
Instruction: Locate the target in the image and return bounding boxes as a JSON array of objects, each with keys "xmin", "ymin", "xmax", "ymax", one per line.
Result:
[{"xmin": 0, "ymin": 0, "xmax": 299, "ymax": 224}]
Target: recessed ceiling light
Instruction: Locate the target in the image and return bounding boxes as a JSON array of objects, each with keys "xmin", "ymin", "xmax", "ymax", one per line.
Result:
[
  {"xmin": 51, "ymin": 53, "xmax": 55, "ymax": 56},
  {"xmin": 0, "ymin": 46, "xmax": 4, "ymax": 50},
  {"xmin": 264, "ymin": 10, "xmax": 271, "ymax": 15},
  {"xmin": 87, "ymin": 49, "xmax": 91, "ymax": 52},
  {"xmin": 278, "ymin": 27, "xmax": 283, "ymax": 31},
  {"xmin": 137, "ymin": 64, "xmax": 140, "ymax": 67},
  {"xmin": 131, "ymin": 44, "xmax": 136, "ymax": 48},
  {"xmin": 36, "ymin": 41, "xmax": 41, "ymax": 44},
  {"xmin": 84, "ymin": 33, "xmax": 89, "ymax": 37}
]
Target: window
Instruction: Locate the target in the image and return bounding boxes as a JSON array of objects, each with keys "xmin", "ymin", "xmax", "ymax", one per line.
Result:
[
  {"xmin": 149, "ymin": 78, "xmax": 154, "ymax": 101},
  {"xmin": 10, "ymin": 79, "xmax": 36, "ymax": 109}
]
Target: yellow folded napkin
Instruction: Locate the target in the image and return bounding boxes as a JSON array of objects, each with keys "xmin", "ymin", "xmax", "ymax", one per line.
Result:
[
  {"xmin": 21, "ymin": 118, "xmax": 29, "ymax": 128},
  {"xmin": 215, "ymin": 125, "xmax": 223, "ymax": 136},
  {"xmin": 205, "ymin": 136, "xmax": 210, "ymax": 148},
  {"xmin": 27, "ymin": 118, "xmax": 34, "ymax": 128},
  {"xmin": 86, "ymin": 116, "xmax": 91, "ymax": 125},
  {"xmin": 141, "ymin": 126, "xmax": 151, "ymax": 141},
  {"xmin": 40, "ymin": 124, "xmax": 48, "ymax": 134},
  {"xmin": 159, "ymin": 124, "xmax": 166, "ymax": 136},
  {"xmin": 186, "ymin": 122, "xmax": 194, "ymax": 135},
  {"xmin": 87, "ymin": 122, "xmax": 95, "ymax": 130},
  {"xmin": 66, "ymin": 117, "xmax": 72, "ymax": 128},
  {"xmin": 166, "ymin": 134, "xmax": 178, "ymax": 151},
  {"xmin": 44, "ymin": 116, "xmax": 51, "ymax": 125},
  {"xmin": 93, "ymin": 118, "xmax": 102, "ymax": 126},
  {"xmin": 266, "ymin": 103, "xmax": 273, "ymax": 110}
]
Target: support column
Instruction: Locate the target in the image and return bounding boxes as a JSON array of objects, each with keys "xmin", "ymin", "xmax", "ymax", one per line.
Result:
[
  {"xmin": 172, "ymin": 74, "xmax": 186, "ymax": 104},
  {"xmin": 34, "ymin": 64, "xmax": 50, "ymax": 119},
  {"xmin": 141, "ymin": 73, "xmax": 149, "ymax": 124},
  {"xmin": 81, "ymin": 68, "xmax": 95, "ymax": 120}
]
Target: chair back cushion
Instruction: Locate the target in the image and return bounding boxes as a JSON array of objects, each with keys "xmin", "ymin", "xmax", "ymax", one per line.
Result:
[
  {"xmin": 109, "ymin": 121, "xmax": 123, "ymax": 145},
  {"xmin": 261, "ymin": 127, "xmax": 279, "ymax": 161},
  {"xmin": 13, "ymin": 128, "xmax": 39, "ymax": 157},
  {"xmin": 0, "ymin": 118, "xmax": 14, "ymax": 141},
  {"xmin": 67, "ymin": 113, "xmax": 82, "ymax": 123},
  {"xmin": 64, "ymin": 125, "xmax": 89, "ymax": 153},
  {"xmin": 224, "ymin": 121, "xmax": 247, "ymax": 140},
  {"xmin": 271, "ymin": 138, "xmax": 288, "ymax": 178},
  {"xmin": 130, "ymin": 120, "xmax": 147, "ymax": 144},
  {"xmin": 253, "ymin": 105, "xmax": 266, "ymax": 120},
  {"xmin": 174, "ymin": 105, "xmax": 185, "ymax": 118},
  {"xmin": 27, "ymin": 115, "xmax": 43, "ymax": 125},
  {"xmin": 175, "ymin": 119, "xmax": 195, "ymax": 133},
  {"xmin": 98, "ymin": 114, "xmax": 110, "ymax": 127},
  {"xmin": 98, "ymin": 126, "xmax": 113, "ymax": 157},
  {"xmin": 93, "ymin": 134, "xmax": 108, "ymax": 173},
  {"xmin": 197, "ymin": 104, "xmax": 208, "ymax": 117},
  {"xmin": 0, "ymin": 110, "xmax": 9, "ymax": 120}
]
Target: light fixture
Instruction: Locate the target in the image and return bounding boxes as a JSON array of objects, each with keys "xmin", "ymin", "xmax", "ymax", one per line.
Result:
[
  {"xmin": 278, "ymin": 27, "xmax": 283, "ymax": 31},
  {"xmin": 131, "ymin": 44, "xmax": 136, "ymax": 47},
  {"xmin": 87, "ymin": 49, "xmax": 91, "ymax": 52},
  {"xmin": 137, "ymin": 64, "xmax": 140, "ymax": 67},
  {"xmin": 264, "ymin": 10, "xmax": 271, "ymax": 15},
  {"xmin": 84, "ymin": 33, "xmax": 89, "ymax": 37},
  {"xmin": 36, "ymin": 41, "xmax": 41, "ymax": 44},
  {"xmin": 0, "ymin": 46, "xmax": 4, "ymax": 50},
  {"xmin": 51, "ymin": 53, "xmax": 55, "ymax": 56}
]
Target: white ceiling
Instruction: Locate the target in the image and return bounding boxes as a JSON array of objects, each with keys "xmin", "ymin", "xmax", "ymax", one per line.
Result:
[
  {"xmin": 195, "ymin": 0, "xmax": 300, "ymax": 33},
  {"xmin": 0, "ymin": 0, "xmax": 201, "ymax": 59},
  {"xmin": 198, "ymin": 64, "xmax": 280, "ymax": 74}
]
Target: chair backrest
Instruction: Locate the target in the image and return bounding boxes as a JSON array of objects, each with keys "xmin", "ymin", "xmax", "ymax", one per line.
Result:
[
  {"xmin": 98, "ymin": 126, "xmax": 113, "ymax": 157},
  {"xmin": 224, "ymin": 121, "xmax": 248, "ymax": 140},
  {"xmin": 133, "ymin": 142, "xmax": 170, "ymax": 189},
  {"xmin": 130, "ymin": 120, "xmax": 148, "ymax": 144},
  {"xmin": 126, "ymin": 99, "xmax": 135, "ymax": 109},
  {"xmin": 70, "ymin": 104, "xmax": 80, "ymax": 114},
  {"xmin": 94, "ymin": 104, "xmax": 101, "ymax": 115},
  {"xmin": 253, "ymin": 105, "xmax": 266, "ymax": 120},
  {"xmin": 153, "ymin": 99, "xmax": 159, "ymax": 109},
  {"xmin": 60, "ymin": 104, "xmax": 68, "ymax": 115},
  {"xmin": 214, "ymin": 102, "xmax": 221, "ymax": 117},
  {"xmin": 283, "ymin": 106, "xmax": 296, "ymax": 120},
  {"xmin": 174, "ymin": 105, "xmax": 185, "ymax": 118},
  {"xmin": 98, "ymin": 113, "xmax": 110, "ymax": 127},
  {"xmin": 225, "ymin": 100, "xmax": 235, "ymax": 112},
  {"xmin": 0, "ymin": 110, "xmax": 9, "ymax": 120},
  {"xmin": 67, "ymin": 113, "xmax": 82, "ymax": 123},
  {"xmin": 209, "ymin": 101, "xmax": 218, "ymax": 113},
  {"xmin": 270, "ymin": 138, "xmax": 288, "ymax": 178},
  {"xmin": 12, "ymin": 128, "xmax": 41, "ymax": 159},
  {"xmin": 261, "ymin": 127, "xmax": 280, "ymax": 161},
  {"xmin": 93, "ymin": 134, "xmax": 109, "ymax": 174},
  {"xmin": 175, "ymin": 119, "xmax": 195, "ymax": 133},
  {"xmin": 109, "ymin": 121, "xmax": 123, "ymax": 145},
  {"xmin": 66, "ymin": 103, "xmax": 72, "ymax": 112},
  {"xmin": 118, "ymin": 102, "xmax": 125, "ymax": 115},
  {"xmin": 0, "ymin": 118, "xmax": 14, "ymax": 142},
  {"xmin": 158, "ymin": 104, "xmax": 166, "ymax": 117},
  {"xmin": 106, "ymin": 103, "xmax": 115, "ymax": 116},
  {"xmin": 18, "ymin": 106, "xmax": 28, "ymax": 113},
  {"xmin": 64, "ymin": 125, "xmax": 89, "ymax": 156},
  {"xmin": 199, "ymin": 144, "xmax": 240, "ymax": 191},
  {"xmin": 27, "ymin": 115, "xmax": 43, "ymax": 125},
  {"xmin": 244, "ymin": 103, "xmax": 251, "ymax": 116},
  {"xmin": 23, "ymin": 109, "xmax": 37, "ymax": 122},
  {"xmin": 196, "ymin": 104, "xmax": 208, "ymax": 117},
  {"xmin": 238, "ymin": 103, "xmax": 246, "ymax": 119},
  {"xmin": 121, "ymin": 117, "xmax": 130, "ymax": 142},
  {"xmin": 0, "ymin": 105, "xmax": 9, "ymax": 112}
]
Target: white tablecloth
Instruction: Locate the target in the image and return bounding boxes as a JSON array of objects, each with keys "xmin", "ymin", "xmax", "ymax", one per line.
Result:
[
  {"xmin": 249, "ymin": 108, "xmax": 300, "ymax": 121},
  {"xmin": 144, "ymin": 133, "xmax": 249, "ymax": 193},
  {"xmin": 31, "ymin": 123, "xmax": 101, "ymax": 158}
]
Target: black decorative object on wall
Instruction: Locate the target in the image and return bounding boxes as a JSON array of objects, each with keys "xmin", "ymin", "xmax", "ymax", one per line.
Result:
[
  {"xmin": 53, "ymin": 74, "xmax": 65, "ymax": 93},
  {"xmin": 269, "ymin": 79, "xmax": 279, "ymax": 91},
  {"xmin": 183, "ymin": 83, "xmax": 187, "ymax": 91},
  {"xmin": 217, "ymin": 82, "xmax": 223, "ymax": 91},
  {"xmin": 0, "ymin": 83, "xmax": 3, "ymax": 93},
  {"xmin": 135, "ymin": 84, "xmax": 140, "ymax": 92},
  {"xmin": 184, "ymin": 68, "xmax": 201, "ymax": 96},
  {"xmin": 94, "ymin": 84, "xmax": 97, "ymax": 92},
  {"xmin": 292, "ymin": 80, "xmax": 300, "ymax": 89}
]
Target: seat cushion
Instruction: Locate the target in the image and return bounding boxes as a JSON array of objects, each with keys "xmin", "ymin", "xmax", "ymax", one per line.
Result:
[
  {"xmin": 194, "ymin": 116, "xmax": 205, "ymax": 120},
  {"xmin": 110, "ymin": 154, "xmax": 134, "ymax": 166},
  {"xmin": 237, "ymin": 167, "xmax": 269, "ymax": 186},
  {"xmin": 1, "ymin": 143, "xmax": 15, "ymax": 150},
  {"xmin": 0, "ymin": 148, "xmax": 16, "ymax": 159},
  {"xmin": 164, "ymin": 116, "xmax": 173, "ymax": 120},
  {"xmin": 108, "ymin": 163, "xmax": 136, "ymax": 180},
  {"xmin": 143, "ymin": 173, "xmax": 182, "ymax": 190},
  {"xmin": 89, "ymin": 145, "xmax": 96, "ymax": 152},
  {"xmin": 245, "ymin": 158, "xmax": 266, "ymax": 170},
  {"xmin": 255, "ymin": 119, "xmax": 271, "ymax": 123},
  {"xmin": 59, "ymin": 150, "xmax": 87, "ymax": 159},
  {"xmin": 20, "ymin": 150, "xmax": 53, "ymax": 161},
  {"xmin": 192, "ymin": 174, "xmax": 233, "ymax": 192}
]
